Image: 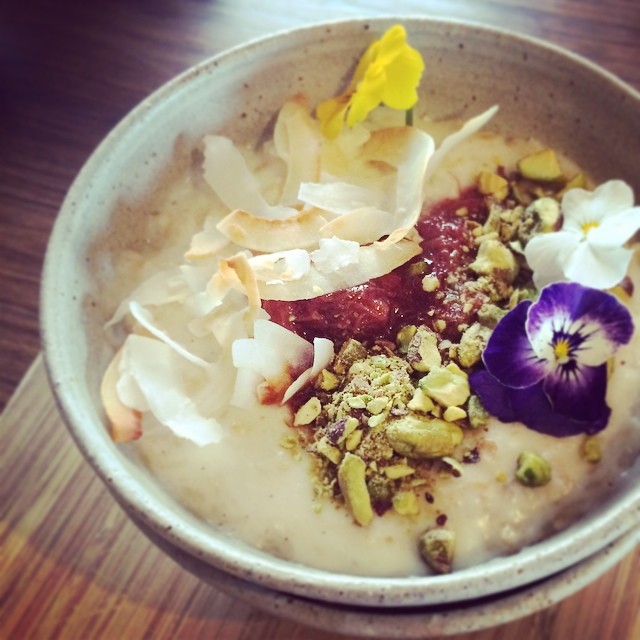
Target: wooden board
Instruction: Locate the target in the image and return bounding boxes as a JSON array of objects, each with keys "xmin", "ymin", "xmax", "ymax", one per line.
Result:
[{"xmin": 1, "ymin": 356, "xmax": 639, "ymax": 639}]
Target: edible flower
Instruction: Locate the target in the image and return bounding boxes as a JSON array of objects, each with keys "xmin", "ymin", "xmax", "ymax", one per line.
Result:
[
  {"xmin": 316, "ymin": 24, "xmax": 425, "ymax": 139},
  {"xmin": 470, "ymin": 282, "xmax": 634, "ymax": 437},
  {"xmin": 524, "ymin": 180, "xmax": 640, "ymax": 290}
]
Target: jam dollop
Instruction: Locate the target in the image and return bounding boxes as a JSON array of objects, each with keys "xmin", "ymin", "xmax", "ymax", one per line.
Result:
[{"xmin": 263, "ymin": 189, "xmax": 489, "ymax": 345}]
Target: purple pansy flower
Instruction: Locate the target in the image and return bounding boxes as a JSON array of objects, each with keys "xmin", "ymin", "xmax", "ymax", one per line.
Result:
[{"xmin": 469, "ymin": 282, "xmax": 634, "ymax": 437}]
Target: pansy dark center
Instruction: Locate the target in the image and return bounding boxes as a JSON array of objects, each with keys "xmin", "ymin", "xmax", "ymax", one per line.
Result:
[{"xmin": 552, "ymin": 337, "xmax": 571, "ymax": 363}]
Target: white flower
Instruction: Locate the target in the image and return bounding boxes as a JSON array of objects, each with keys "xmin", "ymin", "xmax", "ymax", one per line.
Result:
[{"xmin": 525, "ymin": 180, "xmax": 640, "ymax": 289}]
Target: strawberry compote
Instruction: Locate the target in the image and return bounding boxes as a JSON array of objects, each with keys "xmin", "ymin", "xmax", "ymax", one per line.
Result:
[{"xmin": 263, "ymin": 189, "xmax": 489, "ymax": 344}]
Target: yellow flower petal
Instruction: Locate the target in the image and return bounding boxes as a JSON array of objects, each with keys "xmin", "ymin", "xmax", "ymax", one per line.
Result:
[{"xmin": 316, "ymin": 24, "xmax": 425, "ymax": 139}]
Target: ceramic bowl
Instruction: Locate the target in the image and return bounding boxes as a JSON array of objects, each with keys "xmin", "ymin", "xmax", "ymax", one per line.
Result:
[{"xmin": 41, "ymin": 17, "xmax": 640, "ymax": 611}]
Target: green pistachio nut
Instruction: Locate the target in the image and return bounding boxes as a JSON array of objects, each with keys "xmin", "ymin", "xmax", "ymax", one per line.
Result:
[
  {"xmin": 516, "ymin": 451, "xmax": 552, "ymax": 487},
  {"xmin": 385, "ymin": 414, "xmax": 463, "ymax": 459},
  {"xmin": 419, "ymin": 363, "xmax": 470, "ymax": 407},
  {"xmin": 418, "ymin": 528, "xmax": 455, "ymax": 574},
  {"xmin": 337, "ymin": 452, "xmax": 374, "ymax": 526}
]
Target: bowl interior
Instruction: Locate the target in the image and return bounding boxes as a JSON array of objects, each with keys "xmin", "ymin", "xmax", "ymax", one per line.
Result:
[{"xmin": 42, "ymin": 17, "xmax": 640, "ymax": 607}]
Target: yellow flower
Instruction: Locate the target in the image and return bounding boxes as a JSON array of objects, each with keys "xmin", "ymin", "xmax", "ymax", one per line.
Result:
[{"xmin": 316, "ymin": 25, "xmax": 425, "ymax": 139}]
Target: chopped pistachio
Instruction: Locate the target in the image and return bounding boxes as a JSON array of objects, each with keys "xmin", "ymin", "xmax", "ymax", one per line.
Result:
[
  {"xmin": 392, "ymin": 491, "xmax": 420, "ymax": 516},
  {"xmin": 478, "ymin": 170, "xmax": 509, "ymax": 201},
  {"xmin": 419, "ymin": 363, "xmax": 470, "ymax": 407},
  {"xmin": 333, "ymin": 339, "xmax": 368, "ymax": 374},
  {"xmin": 467, "ymin": 395, "xmax": 489, "ymax": 429},
  {"xmin": 294, "ymin": 397, "xmax": 321, "ymax": 426},
  {"xmin": 316, "ymin": 368, "xmax": 340, "ymax": 391},
  {"xmin": 385, "ymin": 414, "xmax": 463, "ymax": 459},
  {"xmin": 495, "ymin": 471, "xmax": 508, "ymax": 484},
  {"xmin": 422, "ymin": 275, "xmax": 440, "ymax": 292},
  {"xmin": 442, "ymin": 456, "xmax": 464, "ymax": 476},
  {"xmin": 457, "ymin": 322, "xmax": 492, "ymax": 368},
  {"xmin": 316, "ymin": 436, "xmax": 343, "ymax": 465},
  {"xmin": 518, "ymin": 196, "xmax": 561, "ymax": 244},
  {"xmin": 367, "ymin": 397, "xmax": 389, "ymax": 415},
  {"xmin": 407, "ymin": 387, "xmax": 436, "ymax": 413},
  {"xmin": 469, "ymin": 238, "xmax": 518, "ymax": 283},
  {"xmin": 418, "ymin": 528, "xmax": 455, "ymax": 574},
  {"xmin": 342, "ymin": 416, "xmax": 360, "ymax": 439},
  {"xmin": 338, "ymin": 452, "xmax": 374, "ymax": 526},
  {"xmin": 345, "ymin": 429, "xmax": 363, "ymax": 451},
  {"xmin": 367, "ymin": 413, "xmax": 387, "ymax": 429},
  {"xmin": 517, "ymin": 148, "xmax": 564, "ymax": 182},
  {"xmin": 477, "ymin": 302, "xmax": 508, "ymax": 328},
  {"xmin": 347, "ymin": 395, "xmax": 369, "ymax": 409},
  {"xmin": 407, "ymin": 325, "xmax": 442, "ymax": 372},
  {"xmin": 443, "ymin": 406, "xmax": 467, "ymax": 422},
  {"xmin": 581, "ymin": 436, "xmax": 602, "ymax": 463},
  {"xmin": 515, "ymin": 451, "xmax": 552, "ymax": 487},
  {"xmin": 384, "ymin": 463, "xmax": 416, "ymax": 479},
  {"xmin": 396, "ymin": 325, "xmax": 417, "ymax": 354},
  {"xmin": 557, "ymin": 172, "xmax": 587, "ymax": 198}
]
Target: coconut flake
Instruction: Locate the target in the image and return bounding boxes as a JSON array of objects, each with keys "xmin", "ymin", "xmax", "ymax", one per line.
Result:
[
  {"xmin": 298, "ymin": 181, "xmax": 388, "ymax": 214},
  {"xmin": 282, "ymin": 337, "xmax": 335, "ymax": 403},
  {"xmin": 129, "ymin": 300, "xmax": 210, "ymax": 368},
  {"xmin": 216, "ymin": 207, "xmax": 328, "ymax": 252},
  {"xmin": 231, "ymin": 319, "xmax": 315, "ymax": 406},
  {"xmin": 426, "ymin": 105, "xmax": 499, "ymax": 181},
  {"xmin": 273, "ymin": 97, "xmax": 322, "ymax": 205},
  {"xmin": 311, "ymin": 237, "xmax": 360, "ymax": 273},
  {"xmin": 248, "ymin": 249, "xmax": 311, "ymax": 284},
  {"xmin": 119, "ymin": 334, "xmax": 224, "ymax": 446},
  {"xmin": 185, "ymin": 214, "xmax": 230, "ymax": 260},
  {"xmin": 203, "ymin": 135, "xmax": 297, "ymax": 220},
  {"xmin": 258, "ymin": 237, "xmax": 421, "ymax": 301}
]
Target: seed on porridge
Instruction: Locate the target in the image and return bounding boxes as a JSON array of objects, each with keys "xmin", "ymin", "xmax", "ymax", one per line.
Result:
[{"xmin": 516, "ymin": 451, "xmax": 552, "ymax": 487}]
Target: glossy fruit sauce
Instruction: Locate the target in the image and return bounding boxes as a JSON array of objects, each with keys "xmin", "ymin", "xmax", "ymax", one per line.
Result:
[{"xmin": 263, "ymin": 189, "xmax": 489, "ymax": 344}]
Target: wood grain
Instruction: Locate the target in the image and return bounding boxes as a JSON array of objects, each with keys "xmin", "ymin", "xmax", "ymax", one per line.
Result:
[
  {"xmin": 1, "ymin": 358, "xmax": 638, "ymax": 639},
  {"xmin": 1, "ymin": 0, "xmax": 640, "ymax": 637}
]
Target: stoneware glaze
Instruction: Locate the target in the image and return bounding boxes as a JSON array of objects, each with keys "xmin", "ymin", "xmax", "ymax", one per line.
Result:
[{"xmin": 42, "ymin": 17, "xmax": 640, "ymax": 617}]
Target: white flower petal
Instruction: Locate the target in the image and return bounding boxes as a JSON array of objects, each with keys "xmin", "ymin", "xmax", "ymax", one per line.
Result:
[
  {"xmin": 590, "ymin": 206, "xmax": 640, "ymax": 248},
  {"xmin": 524, "ymin": 231, "xmax": 578, "ymax": 289},
  {"xmin": 562, "ymin": 180, "xmax": 635, "ymax": 233},
  {"xmin": 564, "ymin": 242, "xmax": 634, "ymax": 289}
]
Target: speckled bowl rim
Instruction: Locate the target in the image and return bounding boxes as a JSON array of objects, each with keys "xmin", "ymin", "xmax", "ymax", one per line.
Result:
[{"xmin": 42, "ymin": 16, "xmax": 640, "ymax": 609}]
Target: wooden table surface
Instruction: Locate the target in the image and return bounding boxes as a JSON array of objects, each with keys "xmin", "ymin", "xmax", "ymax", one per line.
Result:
[{"xmin": 1, "ymin": 1, "xmax": 639, "ymax": 638}]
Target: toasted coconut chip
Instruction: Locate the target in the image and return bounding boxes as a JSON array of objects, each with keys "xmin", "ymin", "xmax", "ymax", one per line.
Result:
[
  {"xmin": 298, "ymin": 181, "xmax": 388, "ymax": 214},
  {"xmin": 129, "ymin": 301, "xmax": 210, "ymax": 368},
  {"xmin": 119, "ymin": 334, "xmax": 224, "ymax": 446},
  {"xmin": 248, "ymin": 249, "xmax": 311, "ymax": 284},
  {"xmin": 426, "ymin": 105, "xmax": 499, "ymax": 182},
  {"xmin": 217, "ymin": 207, "xmax": 329, "ymax": 252},
  {"xmin": 203, "ymin": 135, "xmax": 297, "ymax": 220},
  {"xmin": 258, "ymin": 237, "xmax": 421, "ymax": 301},
  {"xmin": 310, "ymin": 127, "xmax": 435, "ymax": 246},
  {"xmin": 311, "ymin": 237, "xmax": 360, "ymax": 273},
  {"xmin": 273, "ymin": 96, "xmax": 322, "ymax": 205},
  {"xmin": 107, "ymin": 267, "xmax": 186, "ymax": 327},
  {"xmin": 282, "ymin": 337, "xmax": 335, "ymax": 403},
  {"xmin": 319, "ymin": 206, "xmax": 393, "ymax": 244},
  {"xmin": 221, "ymin": 253, "xmax": 261, "ymax": 332},
  {"xmin": 231, "ymin": 319, "xmax": 314, "ymax": 406},
  {"xmin": 185, "ymin": 214, "xmax": 230, "ymax": 260},
  {"xmin": 100, "ymin": 347, "xmax": 142, "ymax": 443}
]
